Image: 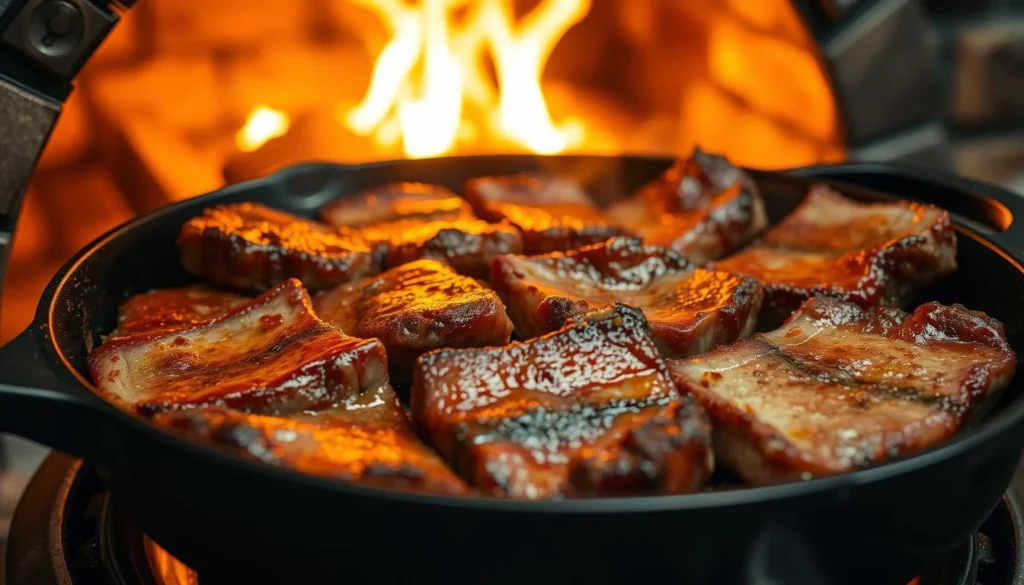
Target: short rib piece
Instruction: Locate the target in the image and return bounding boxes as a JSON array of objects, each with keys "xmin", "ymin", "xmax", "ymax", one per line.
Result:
[
  {"xmin": 360, "ymin": 217, "xmax": 522, "ymax": 280},
  {"xmin": 668, "ymin": 296, "xmax": 1015, "ymax": 485},
  {"xmin": 152, "ymin": 385, "xmax": 468, "ymax": 495},
  {"xmin": 111, "ymin": 285, "xmax": 250, "ymax": 338},
  {"xmin": 609, "ymin": 148, "xmax": 767, "ymax": 264},
  {"xmin": 712, "ymin": 185, "xmax": 957, "ymax": 318},
  {"xmin": 464, "ymin": 173, "xmax": 627, "ymax": 254},
  {"xmin": 314, "ymin": 259, "xmax": 513, "ymax": 385},
  {"xmin": 412, "ymin": 305, "xmax": 714, "ymax": 499},
  {"xmin": 178, "ymin": 202, "xmax": 377, "ymax": 292},
  {"xmin": 491, "ymin": 237, "xmax": 763, "ymax": 357},
  {"xmin": 319, "ymin": 182, "xmax": 473, "ymax": 228},
  {"xmin": 89, "ymin": 278, "xmax": 389, "ymax": 415}
]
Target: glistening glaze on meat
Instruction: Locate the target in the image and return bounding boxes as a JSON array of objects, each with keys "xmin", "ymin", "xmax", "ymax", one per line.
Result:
[
  {"xmin": 359, "ymin": 216, "xmax": 522, "ymax": 279},
  {"xmin": 111, "ymin": 285, "xmax": 251, "ymax": 338},
  {"xmin": 412, "ymin": 305, "xmax": 714, "ymax": 499},
  {"xmin": 178, "ymin": 202, "xmax": 378, "ymax": 292},
  {"xmin": 89, "ymin": 279, "xmax": 389, "ymax": 415},
  {"xmin": 319, "ymin": 182, "xmax": 473, "ymax": 227},
  {"xmin": 668, "ymin": 296, "xmax": 1016, "ymax": 485},
  {"xmin": 712, "ymin": 185, "xmax": 957, "ymax": 319},
  {"xmin": 152, "ymin": 385, "xmax": 468, "ymax": 495},
  {"xmin": 314, "ymin": 259, "xmax": 514, "ymax": 385},
  {"xmin": 464, "ymin": 173, "xmax": 627, "ymax": 254},
  {"xmin": 491, "ymin": 237, "xmax": 763, "ymax": 357},
  {"xmin": 608, "ymin": 148, "xmax": 767, "ymax": 263}
]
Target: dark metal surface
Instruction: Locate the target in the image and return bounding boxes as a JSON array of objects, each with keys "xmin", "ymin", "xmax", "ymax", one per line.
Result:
[
  {"xmin": 0, "ymin": 156, "xmax": 1023, "ymax": 585},
  {"xmin": 9, "ymin": 452, "xmax": 1024, "ymax": 585},
  {"xmin": 0, "ymin": 0, "xmax": 118, "ymax": 78},
  {"xmin": 0, "ymin": 74, "xmax": 59, "ymax": 335}
]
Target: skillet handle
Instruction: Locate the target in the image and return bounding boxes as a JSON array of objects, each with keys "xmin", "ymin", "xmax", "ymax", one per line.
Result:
[{"xmin": 0, "ymin": 326, "xmax": 123, "ymax": 467}]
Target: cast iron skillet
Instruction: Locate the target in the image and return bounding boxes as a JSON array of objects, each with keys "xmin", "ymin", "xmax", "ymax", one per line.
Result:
[{"xmin": 1, "ymin": 155, "xmax": 1023, "ymax": 585}]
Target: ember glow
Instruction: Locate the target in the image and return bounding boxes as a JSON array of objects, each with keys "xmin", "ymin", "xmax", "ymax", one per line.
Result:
[
  {"xmin": 236, "ymin": 106, "xmax": 291, "ymax": 152},
  {"xmin": 342, "ymin": 0, "xmax": 590, "ymax": 158}
]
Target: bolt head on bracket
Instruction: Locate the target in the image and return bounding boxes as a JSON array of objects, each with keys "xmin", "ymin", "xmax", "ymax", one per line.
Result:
[{"xmin": 1, "ymin": 0, "xmax": 117, "ymax": 79}]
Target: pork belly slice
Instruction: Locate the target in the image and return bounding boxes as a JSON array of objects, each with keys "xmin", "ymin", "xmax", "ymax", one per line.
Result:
[
  {"xmin": 89, "ymin": 278, "xmax": 389, "ymax": 415},
  {"xmin": 712, "ymin": 185, "xmax": 957, "ymax": 318},
  {"xmin": 491, "ymin": 237, "xmax": 763, "ymax": 357},
  {"xmin": 151, "ymin": 385, "xmax": 468, "ymax": 495},
  {"xmin": 319, "ymin": 181, "xmax": 473, "ymax": 228},
  {"xmin": 464, "ymin": 173, "xmax": 628, "ymax": 254},
  {"xmin": 314, "ymin": 259, "xmax": 513, "ymax": 385},
  {"xmin": 668, "ymin": 297, "xmax": 1015, "ymax": 485},
  {"xmin": 412, "ymin": 305, "xmax": 714, "ymax": 499},
  {"xmin": 360, "ymin": 216, "xmax": 522, "ymax": 279},
  {"xmin": 178, "ymin": 202, "xmax": 378, "ymax": 292},
  {"xmin": 608, "ymin": 148, "xmax": 767, "ymax": 264},
  {"xmin": 111, "ymin": 285, "xmax": 251, "ymax": 338}
]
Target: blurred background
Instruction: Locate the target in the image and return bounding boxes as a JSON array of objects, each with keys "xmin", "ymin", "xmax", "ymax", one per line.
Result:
[{"xmin": 2, "ymin": 0, "xmax": 1024, "ymax": 345}]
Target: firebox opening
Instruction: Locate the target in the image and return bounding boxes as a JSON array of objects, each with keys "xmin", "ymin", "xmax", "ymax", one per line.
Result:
[{"xmin": 0, "ymin": 0, "xmax": 844, "ymax": 343}]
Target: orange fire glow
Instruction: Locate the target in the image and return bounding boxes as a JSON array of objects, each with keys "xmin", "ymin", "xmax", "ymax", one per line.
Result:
[
  {"xmin": 342, "ymin": 0, "xmax": 590, "ymax": 158},
  {"xmin": 229, "ymin": 0, "xmax": 843, "ymax": 169},
  {"xmin": 236, "ymin": 106, "xmax": 291, "ymax": 152}
]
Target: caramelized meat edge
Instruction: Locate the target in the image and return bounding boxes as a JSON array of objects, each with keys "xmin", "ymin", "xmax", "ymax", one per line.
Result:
[
  {"xmin": 668, "ymin": 296, "xmax": 1015, "ymax": 485},
  {"xmin": 491, "ymin": 237, "xmax": 763, "ymax": 358},
  {"xmin": 412, "ymin": 304, "xmax": 714, "ymax": 499}
]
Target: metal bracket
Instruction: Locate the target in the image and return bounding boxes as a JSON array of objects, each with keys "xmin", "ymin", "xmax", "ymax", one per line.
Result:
[
  {"xmin": 0, "ymin": 0, "xmax": 136, "ymax": 333},
  {"xmin": 0, "ymin": 76, "xmax": 60, "ymax": 322},
  {"xmin": 1, "ymin": 0, "xmax": 118, "ymax": 79}
]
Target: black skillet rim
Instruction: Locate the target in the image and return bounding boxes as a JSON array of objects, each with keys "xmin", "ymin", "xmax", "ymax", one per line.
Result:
[{"xmin": 33, "ymin": 154, "xmax": 1024, "ymax": 512}]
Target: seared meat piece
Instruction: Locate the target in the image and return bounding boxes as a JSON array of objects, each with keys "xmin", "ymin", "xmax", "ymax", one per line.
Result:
[
  {"xmin": 360, "ymin": 217, "xmax": 522, "ymax": 279},
  {"xmin": 314, "ymin": 259, "xmax": 513, "ymax": 385},
  {"xmin": 319, "ymin": 182, "xmax": 473, "ymax": 228},
  {"xmin": 669, "ymin": 296, "xmax": 1016, "ymax": 485},
  {"xmin": 412, "ymin": 305, "xmax": 714, "ymax": 499},
  {"xmin": 713, "ymin": 185, "xmax": 957, "ymax": 319},
  {"xmin": 111, "ymin": 285, "xmax": 250, "ymax": 338},
  {"xmin": 152, "ymin": 385, "xmax": 468, "ymax": 495},
  {"xmin": 609, "ymin": 148, "xmax": 767, "ymax": 263},
  {"xmin": 89, "ymin": 278, "xmax": 389, "ymax": 416},
  {"xmin": 491, "ymin": 237, "xmax": 763, "ymax": 357},
  {"xmin": 464, "ymin": 173, "xmax": 627, "ymax": 254},
  {"xmin": 178, "ymin": 202, "xmax": 377, "ymax": 292}
]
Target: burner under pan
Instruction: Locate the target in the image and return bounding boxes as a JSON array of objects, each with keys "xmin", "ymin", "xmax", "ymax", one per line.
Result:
[{"xmin": 5, "ymin": 453, "xmax": 1024, "ymax": 585}]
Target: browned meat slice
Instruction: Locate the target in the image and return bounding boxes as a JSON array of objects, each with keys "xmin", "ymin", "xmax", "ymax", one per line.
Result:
[
  {"xmin": 178, "ymin": 202, "xmax": 377, "ymax": 292},
  {"xmin": 359, "ymin": 216, "xmax": 522, "ymax": 279},
  {"xmin": 319, "ymin": 182, "xmax": 473, "ymax": 227},
  {"xmin": 314, "ymin": 259, "xmax": 513, "ymax": 385},
  {"xmin": 463, "ymin": 173, "xmax": 628, "ymax": 254},
  {"xmin": 608, "ymin": 148, "xmax": 767, "ymax": 263},
  {"xmin": 491, "ymin": 237, "xmax": 763, "ymax": 358},
  {"xmin": 712, "ymin": 185, "xmax": 957, "ymax": 319},
  {"xmin": 89, "ymin": 278, "xmax": 389, "ymax": 416},
  {"xmin": 111, "ymin": 285, "xmax": 250, "ymax": 338},
  {"xmin": 668, "ymin": 296, "xmax": 1016, "ymax": 485},
  {"xmin": 151, "ymin": 385, "xmax": 468, "ymax": 495},
  {"xmin": 412, "ymin": 305, "xmax": 714, "ymax": 499}
]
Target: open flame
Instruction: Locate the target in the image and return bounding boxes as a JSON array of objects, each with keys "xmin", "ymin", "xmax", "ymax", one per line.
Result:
[
  {"xmin": 343, "ymin": 0, "xmax": 590, "ymax": 158},
  {"xmin": 236, "ymin": 106, "xmax": 291, "ymax": 152}
]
